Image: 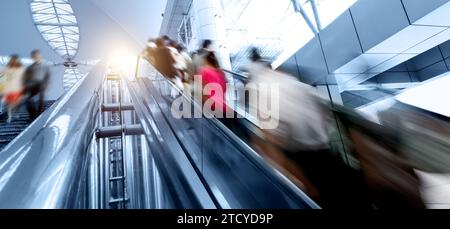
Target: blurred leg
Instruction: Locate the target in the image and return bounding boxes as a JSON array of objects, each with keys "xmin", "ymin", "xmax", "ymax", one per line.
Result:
[
  {"xmin": 7, "ymin": 105, "xmax": 12, "ymax": 123},
  {"xmin": 38, "ymin": 92, "xmax": 45, "ymax": 114},
  {"xmin": 25, "ymin": 85, "xmax": 40, "ymax": 119}
]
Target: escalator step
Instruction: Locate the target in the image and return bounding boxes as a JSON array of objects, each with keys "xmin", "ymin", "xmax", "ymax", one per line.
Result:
[{"xmin": 0, "ymin": 101, "xmax": 55, "ymax": 151}]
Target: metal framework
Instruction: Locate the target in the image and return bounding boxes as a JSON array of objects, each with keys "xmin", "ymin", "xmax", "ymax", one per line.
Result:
[
  {"xmin": 30, "ymin": 0, "xmax": 86, "ymax": 91},
  {"xmin": 63, "ymin": 68, "xmax": 87, "ymax": 91},
  {"xmin": 31, "ymin": 0, "xmax": 79, "ymax": 60},
  {"xmin": 215, "ymin": 0, "xmax": 357, "ymax": 71}
]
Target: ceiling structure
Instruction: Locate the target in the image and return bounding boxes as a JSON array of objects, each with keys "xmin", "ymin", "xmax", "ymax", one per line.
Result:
[
  {"xmin": 0, "ymin": 0, "xmax": 166, "ymax": 98},
  {"xmin": 160, "ymin": 0, "xmax": 357, "ymax": 72},
  {"xmin": 31, "ymin": 0, "xmax": 79, "ymax": 60},
  {"xmin": 31, "ymin": 0, "xmax": 82, "ymax": 90},
  {"xmin": 160, "ymin": 0, "xmax": 193, "ymax": 40}
]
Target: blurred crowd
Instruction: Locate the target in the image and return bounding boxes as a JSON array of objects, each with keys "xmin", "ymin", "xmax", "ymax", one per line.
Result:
[
  {"xmin": 142, "ymin": 36, "xmax": 450, "ymax": 209},
  {"xmin": 143, "ymin": 36, "xmax": 231, "ymax": 124},
  {"xmin": 0, "ymin": 50, "xmax": 50, "ymax": 123}
]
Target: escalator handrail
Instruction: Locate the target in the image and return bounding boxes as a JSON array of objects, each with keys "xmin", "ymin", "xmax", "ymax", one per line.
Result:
[
  {"xmin": 222, "ymin": 69, "xmax": 249, "ymax": 83},
  {"xmin": 140, "ymin": 58, "xmax": 319, "ymax": 208},
  {"xmin": 0, "ymin": 63, "xmax": 106, "ymax": 209},
  {"xmin": 126, "ymin": 79, "xmax": 218, "ymax": 209}
]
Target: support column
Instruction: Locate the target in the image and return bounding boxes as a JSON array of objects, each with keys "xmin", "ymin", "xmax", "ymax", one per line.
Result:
[{"xmin": 192, "ymin": 0, "xmax": 232, "ymax": 69}]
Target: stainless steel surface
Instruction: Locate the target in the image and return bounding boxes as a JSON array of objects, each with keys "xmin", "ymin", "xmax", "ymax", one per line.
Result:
[
  {"xmin": 0, "ymin": 63, "xmax": 106, "ymax": 209},
  {"xmin": 127, "ymin": 78, "xmax": 218, "ymax": 209},
  {"xmin": 96, "ymin": 125, "xmax": 144, "ymax": 138},
  {"xmin": 101, "ymin": 103, "xmax": 135, "ymax": 112},
  {"xmin": 292, "ymin": 0, "xmax": 319, "ymax": 34}
]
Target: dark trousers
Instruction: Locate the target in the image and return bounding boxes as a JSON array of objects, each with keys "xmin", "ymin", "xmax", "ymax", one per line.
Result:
[{"xmin": 24, "ymin": 84, "xmax": 45, "ymax": 120}]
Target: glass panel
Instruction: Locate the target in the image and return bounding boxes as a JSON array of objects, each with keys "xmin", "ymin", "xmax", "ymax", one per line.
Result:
[
  {"xmin": 221, "ymin": 0, "xmax": 314, "ymax": 72},
  {"xmin": 63, "ymin": 68, "xmax": 87, "ymax": 91},
  {"xmin": 314, "ymin": 0, "xmax": 358, "ymax": 29},
  {"xmin": 220, "ymin": 0, "xmax": 358, "ymax": 71},
  {"xmin": 31, "ymin": 0, "xmax": 79, "ymax": 60}
]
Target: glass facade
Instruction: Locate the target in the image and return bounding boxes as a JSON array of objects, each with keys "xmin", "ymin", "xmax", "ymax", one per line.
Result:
[
  {"xmin": 219, "ymin": 0, "xmax": 357, "ymax": 71},
  {"xmin": 30, "ymin": 0, "xmax": 91, "ymax": 91},
  {"xmin": 63, "ymin": 68, "xmax": 87, "ymax": 91}
]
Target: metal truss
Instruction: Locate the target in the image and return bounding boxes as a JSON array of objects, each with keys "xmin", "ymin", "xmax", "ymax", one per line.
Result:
[
  {"xmin": 30, "ymin": 0, "xmax": 89, "ymax": 91},
  {"xmin": 63, "ymin": 68, "xmax": 87, "ymax": 91},
  {"xmin": 31, "ymin": 0, "xmax": 79, "ymax": 60}
]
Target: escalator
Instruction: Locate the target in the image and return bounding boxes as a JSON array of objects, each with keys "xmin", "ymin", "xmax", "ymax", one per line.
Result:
[
  {"xmin": 0, "ymin": 101, "xmax": 54, "ymax": 151},
  {"xmin": 0, "ymin": 61, "xmax": 318, "ymax": 209}
]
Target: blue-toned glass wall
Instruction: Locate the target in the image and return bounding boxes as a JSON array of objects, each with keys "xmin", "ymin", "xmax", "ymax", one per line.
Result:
[
  {"xmin": 275, "ymin": 0, "xmax": 450, "ymax": 109},
  {"xmin": 30, "ymin": 0, "xmax": 84, "ymax": 91}
]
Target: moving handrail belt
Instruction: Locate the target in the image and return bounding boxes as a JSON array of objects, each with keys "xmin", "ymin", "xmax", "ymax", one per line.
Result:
[
  {"xmin": 126, "ymin": 79, "xmax": 218, "ymax": 209},
  {"xmin": 0, "ymin": 63, "xmax": 106, "ymax": 209},
  {"xmin": 131, "ymin": 59, "xmax": 319, "ymax": 209}
]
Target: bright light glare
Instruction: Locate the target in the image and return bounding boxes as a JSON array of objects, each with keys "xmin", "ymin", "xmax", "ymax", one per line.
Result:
[{"xmin": 108, "ymin": 50, "xmax": 137, "ymax": 74}]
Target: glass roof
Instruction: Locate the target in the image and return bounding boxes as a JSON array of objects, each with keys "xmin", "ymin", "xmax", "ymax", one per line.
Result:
[
  {"xmin": 30, "ymin": 0, "xmax": 91, "ymax": 91},
  {"xmin": 221, "ymin": 0, "xmax": 357, "ymax": 71},
  {"xmin": 31, "ymin": 0, "xmax": 79, "ymax": 60},
  {"xmin": 61, "ymin": 60, "xmax": 100, "ymax": 91},
  {"xmin": 63, "ymin": 68, "xmax": 87, "ymax": 91}
]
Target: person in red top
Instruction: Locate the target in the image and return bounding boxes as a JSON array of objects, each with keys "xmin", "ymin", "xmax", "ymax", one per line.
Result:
[{"xmin": 199, "ymin": 52, "xmax": 228, "ymax": 114}]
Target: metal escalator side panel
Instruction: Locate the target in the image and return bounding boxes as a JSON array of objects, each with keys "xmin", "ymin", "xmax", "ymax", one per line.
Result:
[
  {"xmin": 126, "ymin": 80, "xmax": 217, "ymax": 209},
  {"xmin": 0, "ymin": 63, "xmax": 107, "ymax": 209},
  {"xmin": 138, "ymin": 75, "xmax": 318, "ymax": 209}
]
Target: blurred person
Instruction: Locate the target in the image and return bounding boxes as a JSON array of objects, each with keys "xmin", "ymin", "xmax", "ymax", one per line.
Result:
[
  {"xmin": 143, "ymin": 38, "xmax": 157, "ymax": 63},
  {"xmin": 377, "ymin": 101, "xmax": 450, "ymax": 174},
  {"xmin": 176, "ymin": 44, "xmax": 194, "ymax": 83},
  {"xmin": 167, "ymin": 41, "xmax": 186, "ymax": 74},
  {"xmin": 246, "ymin": 57, "xmax": 367, "ymax": 208},
  {"xmin": 175, "ymin": 44, "xmax": 195, "ymax": 95},
  {"xmin": 0, "ymin": 55, "xmax": 25, "ymax": 123},
  {"xmin": 198, "ymin": 51, "xmax": 231, "ymax": 127},
  {"xmin": 147, "ymin": 38, "xmax": 157, "ymax": 49},
  {"xmin": 243, "ymin": 48, "xmax": 272, "ymax": 109},
  {"xmin": 161, "ymin": 35, "xmax": 172, "ymax": 46},
  {"xmin": 192, "ymin": 40, "xmax": 213, "ymax": 75},
  {"xmin": 152, "ymin": 37, "xmax": 177, "ymax": 79},
  {"xmin": 23, "ymin": 50, "xmax": 51, "ymax": 120},
  {"xmin": 333, "ymin": 104, "xmax": 425, "ymax": 209},
  {"xmin": 165, "ymin": 40, "xmax": 186, "ymax": 91},
  {"xmin": 249, "ymin": 47, "xmax": 272, "ymax": 69},
  {"xmin": 244, "ymin": 54, "xmax": 322, "ymax": 201}
]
